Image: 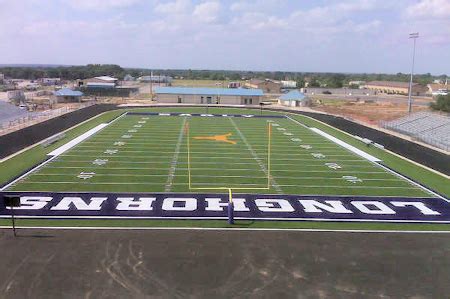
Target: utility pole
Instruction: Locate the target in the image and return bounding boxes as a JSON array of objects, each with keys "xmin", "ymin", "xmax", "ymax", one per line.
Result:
[
  {"xmin": 408, "ymin": 32, "xmax": 419, "ymax": 113},
  {"xmin": 150, "ymin": 70, "xmax": 153, "ymax": 101}
]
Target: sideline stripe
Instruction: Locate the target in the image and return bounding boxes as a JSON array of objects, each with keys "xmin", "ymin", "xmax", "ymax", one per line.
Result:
[
  {"xmin": 0, "ymin": 112, "xmax": 127, "ymax": 192},
  {"xmin": 376, "ymin": 162, "xmax": 449, "ymax": 202},
  {"xmin": 1, "ymin": 226, "xmax": 450, "ymax": 233},
  {"xmin": 47, "ymin": 124, "xmax": 108, "ymax": 156},
  {"xmin": 309, "ymin": 127, "xmax": 381, "ymax": 162}
]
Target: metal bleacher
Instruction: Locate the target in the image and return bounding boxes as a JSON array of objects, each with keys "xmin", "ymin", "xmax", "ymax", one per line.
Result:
[{"xmin": 382, "ymin": 112, "xmax": 450, "ymax": 151}]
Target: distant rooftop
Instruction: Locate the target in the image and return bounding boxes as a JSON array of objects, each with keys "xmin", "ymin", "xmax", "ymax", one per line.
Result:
[
  {"xmin": 155, "ymin": 87, "xmax": 264, "ymax": 96},
  {"xmin": 94, "ymin": 76, "xmax": 118, "ymax": 81},
  {"xmin": 280, "ymin": 90, "xmax": 306, "ymax": 101},
  {"xmin": 55, "ymin": 88, "xmax": 83, "ymax": 97}
]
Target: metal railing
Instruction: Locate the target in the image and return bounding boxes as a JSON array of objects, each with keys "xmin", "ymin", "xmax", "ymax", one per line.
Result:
[{"xmin": 0, "ymin": 102, "xmax": 95, "ymax": 136}]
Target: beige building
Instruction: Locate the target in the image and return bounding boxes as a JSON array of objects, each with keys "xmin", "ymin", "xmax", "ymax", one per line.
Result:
[
  {"xmin": 155, "ymin": 87, "xmax": 264, "ymax": 105},
  {"xmin": 427, "ymin": 83, "xmax": 449, "ymax": 94},
  {"xmin": 79, "ymin": 76, "xmax": 118, "ymax": 88},
  {"xmin": 364, "ymin": 81, "xmax": 428, "ymax": 96},
  {"xmin": 244, "ymin": 79, "xmax": 282, "ymax": 94}
]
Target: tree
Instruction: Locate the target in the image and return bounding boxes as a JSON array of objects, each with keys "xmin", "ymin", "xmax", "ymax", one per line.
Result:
[
  {"xmin": 296, "ymin": 77, "xmax": 305, "ymax": 88},
  {"xmin": 430, "ymin": 94, "xmax": 450, "ymax": 112}
]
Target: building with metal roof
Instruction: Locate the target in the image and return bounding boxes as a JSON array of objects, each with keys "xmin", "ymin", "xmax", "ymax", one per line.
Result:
[
  {"xmin": 244, "ymin": 79, "xmax": 282, "ymax": 94},
  {"xmin": 53, "ymin": 88, "xmax": 84, "ymax": 103},
  {"xmin": 364, "ymin": 81, "xmax": 428, "ymax": 96},
  {"xmin": 155, "ymin": 87, "xmax": 264, "ymax": 105},
  {"xmin": 279, "ymin": 90, "xmax": 310, "ymax": 107}
]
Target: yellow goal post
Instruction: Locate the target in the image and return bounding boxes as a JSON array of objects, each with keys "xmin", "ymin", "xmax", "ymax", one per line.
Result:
[{"xmin": 185, "ymin": 120, "xmax": 273, "ymax": 223}]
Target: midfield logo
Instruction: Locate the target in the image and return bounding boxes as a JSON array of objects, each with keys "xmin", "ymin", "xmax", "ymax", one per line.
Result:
[{"xmin": 193, "ymin": 133, "xmax": 237, "ymax": 145}]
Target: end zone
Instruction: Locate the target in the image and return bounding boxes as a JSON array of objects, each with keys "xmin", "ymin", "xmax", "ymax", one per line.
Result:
[{"xmin": 1, "ymin": 192, "xmax": 450, "ymax": 224}]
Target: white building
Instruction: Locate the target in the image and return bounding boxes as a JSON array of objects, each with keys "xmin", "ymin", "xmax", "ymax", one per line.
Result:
[
  {"xmin": 281, "ymin": 80, "xmax": 297, "ymax": 88},
  {"xmin": 155, "ymin": 87, "xmax": 264, "ymax": 105},
  {"xmin": 279, "ymin": 90, "xmax": 310, "ymax": 107},
  {"xmin": 139, "ymin": 75, "xmax": 173, "ymax": 83}
]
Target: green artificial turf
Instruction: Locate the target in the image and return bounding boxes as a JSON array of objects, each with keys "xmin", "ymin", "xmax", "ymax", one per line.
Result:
[{"xmin": 0, "ymin": 106, "xmax": 448, "ymax": 230}]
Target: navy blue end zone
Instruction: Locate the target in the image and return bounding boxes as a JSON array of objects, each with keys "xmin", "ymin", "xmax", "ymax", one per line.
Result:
[
  {"xmin": 126, "ymin": 112, "xmax": 286, "ymax": 118},
  {"xmin": 1, "ymin": 192, "xmax": 450, "ymax": 223}
]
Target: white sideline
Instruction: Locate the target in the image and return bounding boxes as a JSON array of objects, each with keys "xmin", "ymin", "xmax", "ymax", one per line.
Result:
[
  {"xmin": 1, "ymin": 113, "xmax": 128, "ymax": 191},
  {"xmin": 1, "ymin": 226, "xmax": 450, "ymax": 233},
  {"xmin": 47, "ymin": 123, "xmax": 109, "ymax": 157},
  {"xmin": 310, "ymin": 127, "xmax": 381, "ymax": 162}
]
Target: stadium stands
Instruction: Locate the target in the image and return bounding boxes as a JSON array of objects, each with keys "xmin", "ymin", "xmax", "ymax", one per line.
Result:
[
  {"xmin": 382, "ymin": 112, "xmax": 450, "ymax": 151},
  {"xmin": 0, "ymin": 101, "xmax": 30, "ymax": 128}
]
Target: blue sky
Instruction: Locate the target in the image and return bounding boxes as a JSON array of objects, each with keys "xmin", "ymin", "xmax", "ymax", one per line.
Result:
[{"xmin": 0, "ymin": 0, "xmax": 449, "ymax": 74}]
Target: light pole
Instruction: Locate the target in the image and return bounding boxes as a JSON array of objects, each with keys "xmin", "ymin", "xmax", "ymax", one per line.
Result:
[{"xmin": 408, "ymin": 32, "xmax": 419, "ymax": 113}]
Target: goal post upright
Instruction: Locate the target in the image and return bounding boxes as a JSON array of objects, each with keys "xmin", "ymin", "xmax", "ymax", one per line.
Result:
[{"xmin": 185, "ymin": 119, "xmax": 273, "ymax": 224}]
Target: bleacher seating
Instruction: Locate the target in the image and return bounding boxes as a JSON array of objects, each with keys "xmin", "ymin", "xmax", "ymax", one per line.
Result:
[
  {"xmin": 0, "ymin": 101, "xmax": 30, "ymax": 128},
  {"xmin": 382, "ymin": 112, "xmax": 450, "ymax": 151}
]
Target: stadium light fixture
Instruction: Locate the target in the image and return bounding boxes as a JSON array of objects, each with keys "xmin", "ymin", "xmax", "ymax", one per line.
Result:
[{"xmin": 408, "ymin": 32, "xmax": 419, "ymax": 114}]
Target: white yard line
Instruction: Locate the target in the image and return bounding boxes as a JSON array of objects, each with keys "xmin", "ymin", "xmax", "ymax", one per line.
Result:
[
  {"xmin": 31, "ymin": 173, "xmax": 406, "ymax": 181},
  {"xmin": 47, "ymin": 161, "xmax": 380, "ymax": 167},
  {"xmin": 59, "ymin": 154, "xmax": 367, "ymax": 162},
  {"xmin": 287, "ymin": 117, "xmax": 446, "ymax": 200},
  {"xmin": 1, "ymin": 112, "xmax": 127, "ymax": 191},
  {"xmin": 16, "ymin": 181, "xmax": 422, "ymax": 189},
  {"xmin": 229, "ymin": 117, "xmax": 283, "ymax": 194},
  {"xmin": 165, "ymin": 118, "xmax": 187, "ymax": 192},
  {"xmin": 0, "ymin": 155, "xmax": 60, "ymax": 191},
  {"xmin": 375, "ymin": 162, "xmax": 449, "ymax": 202}
]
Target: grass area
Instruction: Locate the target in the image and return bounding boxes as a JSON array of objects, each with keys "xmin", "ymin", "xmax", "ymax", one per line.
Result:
[
  {"xmin": 1, "ymin": 106, "xmax": 449, "ymax": 230},
  {"xmin": 2, "ymin": 218, "xmax": 450, "ymax": 231},
  {"xmin": 7, "ymin": 112, "xmax": 428, "ymax": 197},
  {"xmin": 0, "ymin": 110, "xmax": 124, "ymax": 185}
]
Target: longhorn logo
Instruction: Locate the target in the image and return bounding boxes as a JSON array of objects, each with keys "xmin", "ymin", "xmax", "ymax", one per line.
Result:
[{"xmin": 193, "ymin": 133, "xmax": 237, "ymax": 145}]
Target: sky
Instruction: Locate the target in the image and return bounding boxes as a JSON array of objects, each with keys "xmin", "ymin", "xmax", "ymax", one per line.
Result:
[{"xmin": 0, "ymin": 0, "xmax": 449, "ymax": 75}]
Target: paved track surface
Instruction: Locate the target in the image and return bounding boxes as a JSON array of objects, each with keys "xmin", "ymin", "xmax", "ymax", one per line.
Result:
[{"xmin": 0, "ymin": 229, "xmax": 449, "ymax": 298}]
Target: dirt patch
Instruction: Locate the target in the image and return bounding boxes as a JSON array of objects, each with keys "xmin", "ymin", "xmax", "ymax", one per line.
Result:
[{"xmin": 312, "ymin": 101, "xmax": 429, "ymax": 125}]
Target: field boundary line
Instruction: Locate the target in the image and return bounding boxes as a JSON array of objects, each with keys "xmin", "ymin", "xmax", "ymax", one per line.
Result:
[
  {"xmin": 0, "ymin": 112, "xmax": 128, "ymax": 191},
  {"xmin": 286, "ymin": 112, "xmax": 450, "ymax": 179},
  {"xmin": 1, "ymin": 226, "xmax": 450, "ymax": 233},
  {"xmin": 0, "ymin": 110, "xmax": 117, "ymax": 164},
  {"xmin": 165, "ymin": 117, "xmax": 187, "ymax": 192},
  {"xmin": 229, "ymin": 117, "xmax": 282, "ymax": 194},
  {"xmin": 375, "ymin": 162, "xmax": 449, "ymax": 202},
  {"xmin": 287, "ymin": 115, "xmax": 444, "ymax": 199}
]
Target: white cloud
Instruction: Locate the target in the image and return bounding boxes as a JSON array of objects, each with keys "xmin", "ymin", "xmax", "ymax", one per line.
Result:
[
  {"xmin": 405, "ymin": 0, "xmax": 450, "ymax": 18},
  {"xmin": 230, "ymin": 0, "xmax": 285, "ymax": 13},
  {"xmin": 154, "ymin": 0, "xmax": 191, "ymax": 14},
  {"xmin": 232, "ymin": 12, "xmax": 287, "ymax": 30},
  {"xmin": 67, "ymin": 0, "xmax": 142, "ymax": 10},
  {"xmin": 193, "ymin": 1, "xmax": 221, "ymax": 23}
]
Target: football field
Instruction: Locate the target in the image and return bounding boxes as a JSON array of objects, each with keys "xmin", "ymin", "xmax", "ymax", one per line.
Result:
[{"xmin": 5, "ymin": 112, "xmax": 432, "ymax": 198}]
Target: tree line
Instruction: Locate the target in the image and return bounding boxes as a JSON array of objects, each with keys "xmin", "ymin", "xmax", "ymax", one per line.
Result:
[{"xmin": 0, "ymin": 64, "xmax": 447, "ymax": 89}]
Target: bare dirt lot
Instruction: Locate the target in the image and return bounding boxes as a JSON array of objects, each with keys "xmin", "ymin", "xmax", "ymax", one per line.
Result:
[
  {"xmin": 312, "ymin": 100, "xmax": 429, "ymax": 125},
  {"xmin": 0, "ymin": 228, "xmax": 449, "ymax": 299}
]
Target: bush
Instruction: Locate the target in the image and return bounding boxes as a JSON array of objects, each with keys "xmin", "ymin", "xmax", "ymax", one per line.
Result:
[{"xmin": 430, "ymin": 94, "xmax": 450, "ymax": 112}]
